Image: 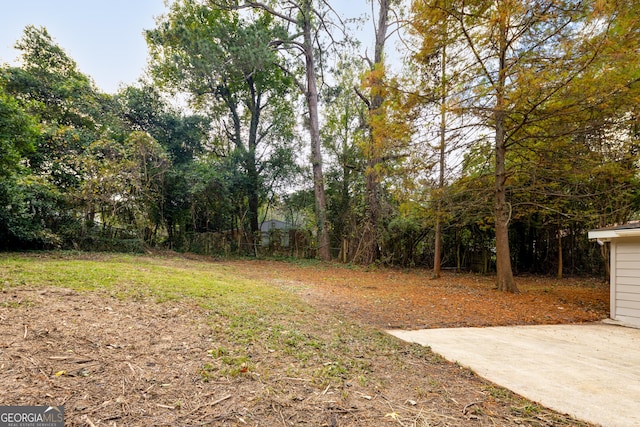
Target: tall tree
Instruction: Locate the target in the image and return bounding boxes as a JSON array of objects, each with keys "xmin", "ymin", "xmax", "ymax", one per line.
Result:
[
  {"xmin": 411, "ymin": 0, "xmax": 451, "ymax": 277},
  {"xmin": 147, "ymin": 2, "xmax": 297, "ymax": 249},
  {"xmin": 353, "ymin": 0, "xmax": 402, "ymax": 264},
  {"xmin": 411, "ymin": 0, "xmax": 640, "ymax": 291},
  {"xmin": 2, "ymin": 26, "xmax": 109, "ymax": 189},
  {"xmin": 409, "ymin": 0, "xmax": 473, "ymax": 277},
  {"xmin": 116, "ymin": 84, "xmax": 210, "ymax": 245},
  {"xmin": 321, "ymin": 56, "xmax": 367, "ymax": 262},
  {"xmin": 218, "ymin": 0, "xmax": 339, "ymax": 260},
  {"xmin": 1, "ymin": 26, "xmax": 113, "ymax": 248}
]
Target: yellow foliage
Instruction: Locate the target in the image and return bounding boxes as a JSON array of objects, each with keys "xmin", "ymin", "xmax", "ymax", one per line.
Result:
[{"xmin": 358, "ymin": 61, "xmax": 414, "ymax": 182}]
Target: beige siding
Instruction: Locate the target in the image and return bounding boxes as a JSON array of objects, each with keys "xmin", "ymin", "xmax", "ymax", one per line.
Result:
[
  {"xmin": 613, "ymin": 241, "xmax": 640, "ymax": 327},
  {"xmin": 618, "ymin": 292, "xmax": 640, "ymax": 300},
  {"xmin": 617, "ymin": 300, "xmax": 640, "ymax": 310},
  {"xmin": 616, "ymin": 252, "xmax": 639, "ymax": 261},
  {"xmin": 617, "ymin": 284, "xmax": 640, "ymax": 294},
  {"xmin": 617, "ymin": 278, "xmax": 640, "ymax": 287},
  {"xmin": 617, "ymin": 268, "xmax": 640, "ymax": 277}
]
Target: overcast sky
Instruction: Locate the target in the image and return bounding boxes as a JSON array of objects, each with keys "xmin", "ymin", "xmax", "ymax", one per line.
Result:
[{"xmin": 0, "ymin": 1, "xmax": 375, "ymax": 95}]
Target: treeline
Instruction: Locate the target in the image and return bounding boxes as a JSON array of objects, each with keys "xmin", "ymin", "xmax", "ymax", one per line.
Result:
[
  {"xmin": 0, "ymin": 27, "xmax": 286, "ymax": 254},
  {"xmin": 2, "ymin": 1, "xmax": 639, "ymax": 286}
]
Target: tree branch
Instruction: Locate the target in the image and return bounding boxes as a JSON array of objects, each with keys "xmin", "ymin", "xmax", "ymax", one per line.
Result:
[
  {"xmin": 353, "ymin": 85, "xmax": 372, "ymax": 109},
  {"xmin": 210, "ymin": 0, "xmax": 298, "ymax": 25}
]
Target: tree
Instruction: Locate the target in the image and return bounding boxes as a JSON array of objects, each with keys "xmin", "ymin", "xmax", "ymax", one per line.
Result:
[
  {"xmin": 147, "ymin": 2, "xmax": 298, "ymax": 251},
  {"xmin": 410, "ymin": 0, "xmax": 458, "ymax": 277},
  {"xmin": 2, "ymin": 26, "xmax": 106, "ymax": 188},
  {"xmin": 116, "ymin": 84, "xmax": 207, "ymax": 165},
  {"xmin": 218, "ymin": 0, "xmax": 341, "ymax": 260},
  {"xmin": 0, "ymin": 26, "xmax": 110, "ymax": 248},
  {"xmin": 0, "ymin": 90, "xmax": 37, "ymax": 176},
  {"xmin": 354, "ymin": 0, "xmax": 406, "ymax": 264},
  {"xmin": 0, "ymin": 87, "xmax": 41, "ymax": 248},
  {"xmin": 321, "ymin": 56, "xmax": 367, "ymax": 262},
  {"xmin": 80, "ymin": 132, "xmax": 171, "ymax": 242},
  {"xmin": 116, "ymin": 84, "xmax": 210, "ymax": 245},
  {"xmin": 410, "ymin": 0, "xmax": 640, "ymax": 291}
]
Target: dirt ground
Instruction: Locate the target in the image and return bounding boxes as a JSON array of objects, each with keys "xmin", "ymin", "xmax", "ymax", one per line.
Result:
[{"xmin": 0, "ymin": 256, "xmax": 608, "ymax": 426}]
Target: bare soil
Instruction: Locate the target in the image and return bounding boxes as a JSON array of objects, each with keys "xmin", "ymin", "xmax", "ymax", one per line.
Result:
[{"xmin": 0, "ymin": 255, "xmax": 608, "ymax": 426}]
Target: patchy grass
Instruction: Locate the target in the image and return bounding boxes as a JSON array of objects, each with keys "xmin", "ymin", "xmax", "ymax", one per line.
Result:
[
  {"xmin": 1, "ymin": 252, "xmax": 281, "ymax": 304},
  {"xmin": 0, "ymin": 252, "xmax": 594, "ymax": 426}
]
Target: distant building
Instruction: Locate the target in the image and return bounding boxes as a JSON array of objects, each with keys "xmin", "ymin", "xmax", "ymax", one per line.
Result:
[{"xmin": 261, "ymin": 219, "xmax": 293, "ymax": 247}]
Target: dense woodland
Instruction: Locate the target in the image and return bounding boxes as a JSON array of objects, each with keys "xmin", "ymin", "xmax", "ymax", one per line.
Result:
[{"xmin": 1, "ymin": 0, "xmax": 639, "ymax": 291}]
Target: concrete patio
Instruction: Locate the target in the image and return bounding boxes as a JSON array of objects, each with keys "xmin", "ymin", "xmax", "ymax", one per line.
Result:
[{"xmin": 388, "ymin": 323, "xmax": 640, "ymax": 427}]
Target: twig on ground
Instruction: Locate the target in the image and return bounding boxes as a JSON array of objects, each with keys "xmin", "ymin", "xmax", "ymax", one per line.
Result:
[
  {"xmin": 278, "ymin": 408, "xmax": 287, "ymax": 427},
  {"xmin": 156, "ymin": 403, "xmax": 176, "ymax": 409},
  {"xmin": 82, "ymin": 415, "xmax": 97, "ymax": 427},
  {"xmin": 180, "ymin": 394, "xmax": 232, "ymax": 419},
  {"xmin": 463, "ymin": 400, "xmax": 483, "ymax": 415}
]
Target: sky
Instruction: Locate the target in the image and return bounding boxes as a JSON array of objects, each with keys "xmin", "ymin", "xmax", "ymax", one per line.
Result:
[
  {"xmin": 0, "ymin": 1, "xmax": 376, "ymax": 95},
  {"xmin": 0, "ymin": 0, "xmax": 167, "ymax": 93}
]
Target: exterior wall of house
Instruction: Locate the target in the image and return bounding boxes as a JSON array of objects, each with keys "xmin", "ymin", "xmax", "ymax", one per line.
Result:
[{"xmin": 612, "ymin": 239, "xmax": 640, "ymax": 327}]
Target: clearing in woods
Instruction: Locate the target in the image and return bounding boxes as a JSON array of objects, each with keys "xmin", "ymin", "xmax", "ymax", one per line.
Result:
[{"xmin": 0, "ymin": 252, "xmax": 607, "ymax": 426}]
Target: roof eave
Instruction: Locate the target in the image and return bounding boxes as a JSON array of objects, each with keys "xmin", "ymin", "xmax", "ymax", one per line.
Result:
[{"xmin": 588, "ymin": 229, "xmax": 640, "ymax": 241}]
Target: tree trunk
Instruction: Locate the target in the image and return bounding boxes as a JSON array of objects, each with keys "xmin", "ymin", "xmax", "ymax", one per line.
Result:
[
  {"xmin": 357, "ymin": 0, "xmax": 393, "ymax": 265},
  {"xmin": 246, "ymin": 78, "xmax": 261, "ymax": 252},
  {"xmin": 434, "ymin": 221, "xmax": 442, "ymax": 277},
  {"xmin": 433, "ymin": 25, "xmax": 448, "ymax": 279},
  {"xmin": 495, "ymin": 117, "xmax": 517, "ymax": 292},
  {"xmin": 494, "ymin": 93, "xmax": 517, "ymax": 290},
  {"xmin": 494, "ymin": 14, "xmax": 518, "ymax": 293},
  {"xmin": 456, "ymin": 231, "xmax": 462, "ymax": 272},
  {"xmin": 557, "ymin": 223, "xmax": 563, "ymax": 279},
  {"xmin": 303, "ymin": 2, "xmax": 331, "ymax": 261},
  {"xmin": 339, "ymin": 133, "xmax": 352, "ymax": 262}
]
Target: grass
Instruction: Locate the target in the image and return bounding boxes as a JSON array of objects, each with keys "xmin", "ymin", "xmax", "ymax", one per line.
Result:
[
  {"xmin": 0, "ymin": 252, "xmax": 292, "ymax": 306},
  {"xmin": 0, "ymin": 252, "xmax": 416, "ymax": 386}
]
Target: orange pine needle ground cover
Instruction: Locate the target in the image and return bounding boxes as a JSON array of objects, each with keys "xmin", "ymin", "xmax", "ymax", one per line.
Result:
[{"xmin": 230, "ymin": 260, "xmax": 609, "ymax": 329}]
